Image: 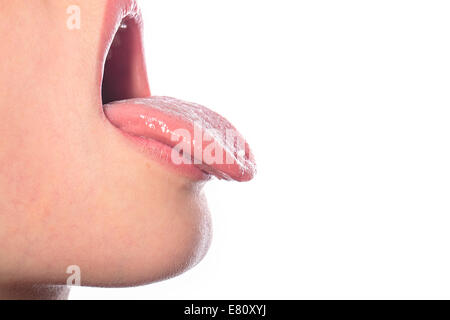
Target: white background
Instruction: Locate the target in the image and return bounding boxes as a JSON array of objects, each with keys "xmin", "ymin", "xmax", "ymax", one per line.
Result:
[{"xmin": 72, "ymin": 0, "xmax": 450, "ymax": 299}]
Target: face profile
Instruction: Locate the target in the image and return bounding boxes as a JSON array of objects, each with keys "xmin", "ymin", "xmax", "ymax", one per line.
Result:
[{"xmin": 0, "ymin": 0, "xmax": 255, "ymax": 299}]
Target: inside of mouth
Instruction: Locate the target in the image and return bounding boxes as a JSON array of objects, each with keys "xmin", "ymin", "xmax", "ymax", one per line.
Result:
[{"xmin": 102, "ymin": 17, "xmax": 149, "ymax": 105}]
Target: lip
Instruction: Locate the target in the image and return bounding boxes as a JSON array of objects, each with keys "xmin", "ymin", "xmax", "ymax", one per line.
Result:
[{"xmin": 98, "ymin": 0, "xmax": 256, "ymax": 182}]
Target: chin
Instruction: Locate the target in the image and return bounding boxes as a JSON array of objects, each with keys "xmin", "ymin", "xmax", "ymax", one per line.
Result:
[
  {"xmin": 80, "ymin": 179, "xmax": 214, "ymax": 288},
  {"xmin": 0, "ymin": 156, "xmax": 213, "ymax": 289},
  {"xmin": 0, "ymin": 165, "xmax": 212, "ymax": 288},
  {"xmin": 73, "ymin": 187, "xmax": 213, "ymax": 288}
]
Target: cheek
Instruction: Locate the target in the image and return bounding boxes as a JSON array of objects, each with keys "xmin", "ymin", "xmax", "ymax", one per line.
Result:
[{"xmin": 0, "ymin": 116, "xmax": 212, "ymax": 286}]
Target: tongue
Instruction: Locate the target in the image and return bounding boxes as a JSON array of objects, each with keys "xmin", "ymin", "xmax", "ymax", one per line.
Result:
[{"xmin": 103, "ymin": 96, "xmax": 256, "ymax": 182}]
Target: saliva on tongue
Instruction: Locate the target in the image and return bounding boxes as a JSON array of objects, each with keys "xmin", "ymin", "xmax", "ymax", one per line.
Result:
[{"xmin": 103, "ymin": 96, "xmax": 256, "ymax": 182}]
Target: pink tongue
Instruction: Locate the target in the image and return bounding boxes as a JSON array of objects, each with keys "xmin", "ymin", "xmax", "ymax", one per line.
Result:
[{"xmin": 103, "ymin": 96, "xmax": 256, "ymax": 181}]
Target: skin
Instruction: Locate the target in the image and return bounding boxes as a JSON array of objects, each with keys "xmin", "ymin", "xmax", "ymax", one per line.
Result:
[{"xmin": 0, "ymin": 0, "xmax": 212, "ymax": 299}]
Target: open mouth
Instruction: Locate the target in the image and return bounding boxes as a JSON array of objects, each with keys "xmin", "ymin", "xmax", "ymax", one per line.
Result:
[
  {"xmin": 99, "ymin": 1, "xmax": 256, "ymax": 182},
  {"xmin": 101, "ymin": 15, "xmax": 150, "ymax": 105}
]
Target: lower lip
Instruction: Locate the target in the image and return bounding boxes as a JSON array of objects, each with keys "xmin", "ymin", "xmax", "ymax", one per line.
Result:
[{"xmin": 117, "ymin": 131, "xmax": 211, "ymax": 181}]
